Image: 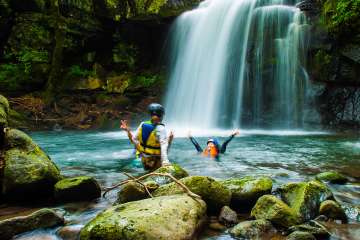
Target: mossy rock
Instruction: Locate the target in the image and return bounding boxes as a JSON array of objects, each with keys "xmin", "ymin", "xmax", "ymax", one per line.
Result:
[
  {"xmin": 288, "ymin": 223, "xmax": 330, "ymax": 239},
  {"xmin": 2, "ymin": 129, "xmax": 61, "ymax": 200},
  {"xmin": 277, "ymin": 180, "xmax": 334, "ymax": 222},
  {"xmin": 251, "ymin": 195, "xmax": 300, "ymax": 228},
  {"xmin": 54, "ymin": 176, "xmax": 101, "ymax": 202},
  {"xmin": 319, "ymin": 200, "xmax": 347, "ymax": 222},
  {"xmin": 116, "ymin": 181, "xmax": 159, "ymax": 204},
  {"xmin": 147, "ymin": 163, "xmax": 189, "ymax": 185},
  {"xmin": 0, "ymin": 208, "xmax": 64, "ymax": 240},
  {"xmin": 229, "ymin": 219, "xmax": 275, "ymax": 239},
  {"xmin": 286, "ymin": 231, "xmax": 316, "ymax": 240},
  {"xmin": 222, "ymin": 176, "xmax": 273, "ymax": 211},
  {"xmin": 315, "ymin": 171, "xmax": 348, "ymax": 184},
  {"xmin": 0, "ymin": 95, "xmax": 9, "ymax": 126},
  {"xmin": 80, "ymin": 194, "xmax": 206, "ymax": 240},
  {"xmin": 153, "ymin": 176, "xmax": 231, "ymax": 213},
  {"xmin": 0, "ymin": 95, "xmax": 9, "ymax": 114}
]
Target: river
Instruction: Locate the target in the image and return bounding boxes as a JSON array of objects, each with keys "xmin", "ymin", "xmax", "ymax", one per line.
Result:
[{"xmin": 6, "ymin": 129, "xmax": 359, "ymax": 239}]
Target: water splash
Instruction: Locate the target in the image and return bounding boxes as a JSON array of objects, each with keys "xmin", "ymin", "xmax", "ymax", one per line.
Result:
[{"xmin": 164, "ymin": 0, "xmax": 310, "ymax": 130}]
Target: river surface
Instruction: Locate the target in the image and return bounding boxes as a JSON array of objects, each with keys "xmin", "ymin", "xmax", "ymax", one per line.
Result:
[{"xmin": 5, "ymin": 130, "xmax": 360, "ymax": 239}]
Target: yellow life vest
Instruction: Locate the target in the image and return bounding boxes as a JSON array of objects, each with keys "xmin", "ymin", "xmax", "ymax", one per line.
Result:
[{"xmin": 136, "ymin": 121, "xmax": 161, "ymax": 156}]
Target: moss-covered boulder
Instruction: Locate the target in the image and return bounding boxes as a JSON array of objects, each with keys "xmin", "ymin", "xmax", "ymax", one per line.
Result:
[
  {"xmin": 0, "ymin": 208, "xmax": 64, "ymax": 240},
  {"xmin": 117, "ymin": 181, "xmax": 159, "ymax": 204},
  {"xmin": 222, "ymin": 176, "xmax": 273, "ymax": 210},
  {"xmin": 153, "ymin": 176, "xmax": 231, "ymax": 213},
  {"xmin": 2, "ymin": 129, "xmax": 61, "ymax": 200},
  {"xmin": 54, "ymin": 176, "xmax": 101, "ymax": 202},
  {"xmin": 229, "ymin": 219, "xmax": 275, "ymax": 239},
  {"xmin": 277, "ymin": 180, "xmax": 334, "ymax": 222},
  {"xmin": 80, "ymin": 194, "xmax": 206, "ymax": 240},
  {"xmin": 286, "ymin": 231, "xmax": 316, "ymax": 240},
  {"xmin": 0, "ymin": 95, "xmax": 9, "ymax": 126},
  {"xmin": 251, "ymin": 195, "xmax": 300, "ymax": 228},
  {"xmin": 319, "ymin": 200, "xmax": 347, "ymax": 222},
  {"xmin": 315, "ymin": 171, "xmax": 348, "ymax": 184},
  {"xmin": 147, "ymin": 163, "xmax": 189, "ymax": 185}
]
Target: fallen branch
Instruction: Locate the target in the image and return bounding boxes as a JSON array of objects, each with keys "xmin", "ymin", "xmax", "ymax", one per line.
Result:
[
  {"xmin": 103, "ymin": 172, "xmax": 201, "ymax": 201},
  {"xmin": 123, "ymin": 172, "xmax": 153, "ymax": 198}
]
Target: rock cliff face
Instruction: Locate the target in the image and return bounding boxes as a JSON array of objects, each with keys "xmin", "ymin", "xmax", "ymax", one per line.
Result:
[{"xmin": 307, "ymin": 0, "xmax": 360, "ymax": 129}]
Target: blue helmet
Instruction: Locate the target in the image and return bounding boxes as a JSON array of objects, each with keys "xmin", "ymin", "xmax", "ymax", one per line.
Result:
[{"xmin": 207, "ymin": 138, "xmax": 220, "ymax": 149}]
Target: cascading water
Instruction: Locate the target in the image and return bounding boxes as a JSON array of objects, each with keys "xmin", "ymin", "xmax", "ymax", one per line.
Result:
[{"xmin": 164, "ymin": 0, "xmax": 310, "ymax": 129}]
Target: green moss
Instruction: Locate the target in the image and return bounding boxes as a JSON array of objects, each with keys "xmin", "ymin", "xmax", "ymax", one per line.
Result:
[
  {"xmin": 153, "ymin": 176, "xmax": 231, "ymax": 213},
  {"xmin": 251, "ymin": 195, "xmax": 300, "ymax": 228},
  {"xmin": 315, "ymin": 171, "xmax": 348, "ymax": 184},
  {"xmin": 319, "ymin": 200, "xmax": 347, "ymax": 221}
]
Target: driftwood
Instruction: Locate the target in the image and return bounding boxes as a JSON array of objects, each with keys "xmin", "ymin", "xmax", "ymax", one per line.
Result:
[{"xmin": 103, "ymin": 172, "xmax": 201, "ymax": 201}]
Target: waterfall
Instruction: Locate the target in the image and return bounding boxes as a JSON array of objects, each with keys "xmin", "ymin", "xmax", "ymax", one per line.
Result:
[{"xmin": 164, "ymin": 0, "xmax": 310, "ymax": 129}]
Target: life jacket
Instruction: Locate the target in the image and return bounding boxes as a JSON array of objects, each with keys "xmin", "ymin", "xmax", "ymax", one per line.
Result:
[
  {"xmin": 136, "ymin": 120, "xmax": 163, "ymax": 156},
  {"xmin": 202, "ymin": 146, "xmax": 219, "ymax": 158}
]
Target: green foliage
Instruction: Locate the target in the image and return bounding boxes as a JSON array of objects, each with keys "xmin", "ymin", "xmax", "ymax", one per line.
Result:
[
  {"xmin": 322, "ymin": 0, "xmax": 360, "ymax": 37},
  {"xmin": 129, "ymin": 72, "xmax": 165, "ymax": 88},
  {"xmin": 0, "ymin": 64, "xmax": 28, "ymax": 91},
  {"xmin": 67, "ymin": 65, "xmax": 93, "ymax": 79}
]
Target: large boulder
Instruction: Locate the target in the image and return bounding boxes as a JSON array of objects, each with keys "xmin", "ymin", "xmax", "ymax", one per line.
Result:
[
  {"xmin": 315, "ymin": 171, "xmax": 348, "ymax": 184},
  {"xmin": 2, "ymin": 129, "xmax": 61, "ymax": 200},
  {"xmin": 54, "ymin": 176, "xmax": 101, "ymax": 202},
  {"xmin": 80, "ymin": 194, "xmax": 207, "ymax": 240},
  {"xmin": 153, "ymin": 176, "xmax": 231, "ymax": 213},
  {"xmin": 229, "ymin": 219, "xmax": 275, "ymax": 239},
  {"xmin": 277, "ymin": 180, "xmax": 334, "ymax": 222},
  {"xmin": 222, "ymin": 176, "xmax": 273, "ymax": 210},
  {"xmin": 0, "ymin": 208, "xmax": 64, "ymax": 240},
  {"xmin": 319, "ymin": 200, "xmax": 347, "ymax": 222},
  {"xmin": 251, "ymin": 195, "xmax": 300, "ymax": 228}
]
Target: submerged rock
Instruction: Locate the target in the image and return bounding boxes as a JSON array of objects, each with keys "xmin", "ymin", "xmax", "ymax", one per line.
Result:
[
  {"xmin": 286, "ymin": 231, "xmax": 316, "ymax": 240},
  {"xmin": 230, "ymin": 219, "xmax": 275, "ymax": 239},
  {"xmin": 57, "ymin": 224, "xmax": 83, "ymax": 240},
  {"xmin": 218, "ymin": 206, "xmax": 238, "ymax": 226},
  {"xmin": 251, "ymin": 195, "xmax": 300, "ymax": 228},
  {"xmin": 222, "ymin": 176, "xmax": 273, "ymax": 210},
  {"xmin": 0, "ymin": 208, "xmax": 64, "ymax": 240},
  {"xmin": 316, "ymin": 171, "xmax": 348, "ymax": 184},
  {"xmin": 277, "ymin": 180, "xmax": 333, "ymax": 222},
  {"xmin": 80, "ymin": 194, "xmax": 206, "ymax": 240},
  {"xmin": 54, "ymin": 176, "xmax": 101, "ymax": 202},
  {"xmin": 319, "ymin": 200, "xmax": 347, "ymax": 222},
  {"xmin": 2, "ymin": 129, "xmax": 61, "ymax": 200},
  {"xmin": 288, "ymin": 223, "xmax": 330, "ymax": 239},
  {"xmin": 153, "ymin": 176, "xmax": 231, "ymax": 213}
]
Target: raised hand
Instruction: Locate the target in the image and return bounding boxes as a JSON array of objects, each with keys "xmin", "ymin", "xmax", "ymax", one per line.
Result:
[
  {"xmin": 120, "ymin": 120, "xmax": 129, "ymax": 131},
  {"xmin": 232, "ymin": 129, "xmax": 240, "ymax": 136}
]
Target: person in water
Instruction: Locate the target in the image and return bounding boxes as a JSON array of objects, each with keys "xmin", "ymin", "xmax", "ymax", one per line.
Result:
[
  {"xmin": 188, "ymin": 130, "xmax": 240, "ymax": 158},
  {"xmin": 120, "ymin": 103, "xmax": 173, "ymax": 170}
]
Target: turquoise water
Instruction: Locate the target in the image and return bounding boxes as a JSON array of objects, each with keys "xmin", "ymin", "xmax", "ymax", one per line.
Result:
[{"xmin": 12, "ymin": 130, "xmax": 360, "ymax": 239}]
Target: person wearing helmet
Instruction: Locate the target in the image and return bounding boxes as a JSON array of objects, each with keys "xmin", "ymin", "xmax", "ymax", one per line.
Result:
[
  {"xmin": 188, "ymin": 130, "xmax": 239, "ymax": 158},
  {"xmin": 120, "ymin": 103, "xmax": 173, "ymax": 170}
]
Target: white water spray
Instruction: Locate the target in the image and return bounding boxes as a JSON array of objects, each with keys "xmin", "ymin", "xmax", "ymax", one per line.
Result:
[{"xmin": 164, "ymin": 0, "xmax": 309, "ymax": 129}]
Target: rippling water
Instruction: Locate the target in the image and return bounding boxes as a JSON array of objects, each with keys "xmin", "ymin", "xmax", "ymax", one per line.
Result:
[{"xmin": 9, "ymin": 130, "xmax": 360, "ymax": 239}]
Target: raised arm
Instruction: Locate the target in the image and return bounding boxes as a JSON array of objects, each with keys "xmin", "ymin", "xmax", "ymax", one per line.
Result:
[
  {"xmin": 188, "ymin": 132, "xmax": 203, "ymax": 153},
  {"xmin": 220, "ymin": 130, "xmax": 239, "ymax": 153}
]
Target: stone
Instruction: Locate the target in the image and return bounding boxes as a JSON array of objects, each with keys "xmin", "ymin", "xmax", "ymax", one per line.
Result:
[
  {"xmin": 230, "ymin": 219, "xmax": 275, "ymax": 239},
  {"xmin": 218, "ymin": 206, "xmax": 238, "ymax": 226},
  {"xmin": 80, "ymin": 194, "xmax": 207, "ymax": 240},
  {"xmin": 56, "ymin": 224, "xmax": 83, "ymax": 240},
  {"xmin": 116, "ymin": 181, "xmax": 159, "ymax": 204},
  {"xmin": 286, "ymin": 231, "xmax": 316, "ymax": 240},
  {"xmin": 54, "ymin": 176, "xmax": 101, "ymax": 202},
  {"xmin": 278, "ymin": 180, "xmax": 334, "ymax": 222},
  {"xmin": 315, "ymin": 171, "xmax": 348, "ymax": 184},
  {"xmin": 153, "ymin": 176, "xmax": 231, "ymax": 213},
  {"xmin": 0, "ymin": 208, "xmax": 64, "ymax": 240},
  {"xmin": 146, "ymin": 163, "xmax": 189, "ymax": 185},
  {"xmin": 288, "ymin": 223, "xmax": 329, "ymax": 239},
  {"xmin": 319, "ymin": 200, "xmax": 347, "ymax": 222},
  {"xmin": 2, "ymin": 129, "xmax": 61, "ymax": 200},
  {"xmin": 251, "ymin": 195, "xmax": 300, "ymax": 228},
  {"xmin": 222, "ymin": 176, "xmax": 273, "ymax": 210}
]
